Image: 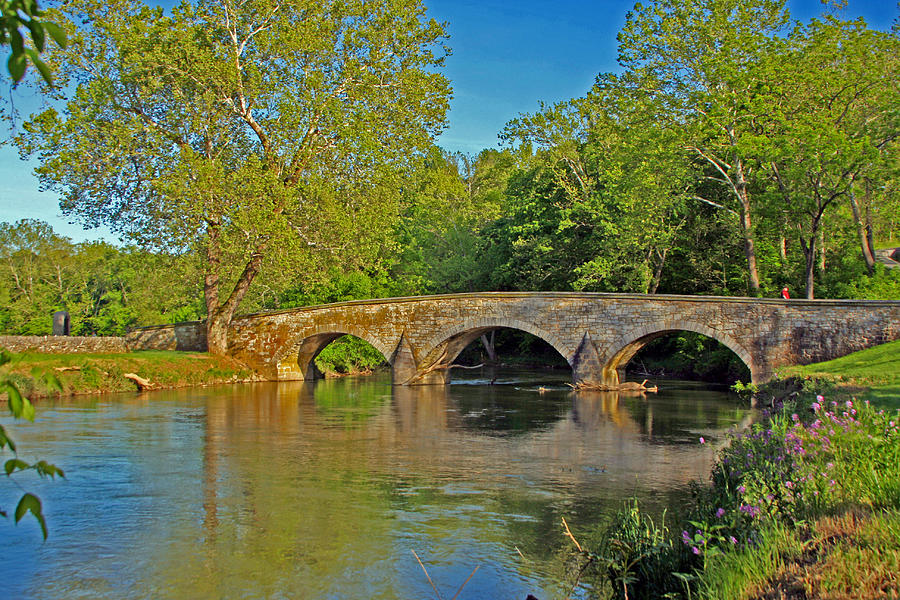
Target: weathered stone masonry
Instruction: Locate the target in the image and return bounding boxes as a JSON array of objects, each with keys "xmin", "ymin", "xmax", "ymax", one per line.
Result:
[
  {"xmin": 0, "ymin": 335, "xmax": 127, "ymax": 354},
  {"xmin": 224, "ymin": 292, "xmax": 900, "ymax": 386}
]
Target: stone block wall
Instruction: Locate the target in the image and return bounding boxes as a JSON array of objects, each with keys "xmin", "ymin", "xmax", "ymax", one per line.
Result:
[
  {"xmin": 0, "ymin": 335, "xmax": 128, "ymax": 354},
  {"xmin": 0, "ymin": 322, "xmax": 208, "ymax": 355},
  {"xmin": 125, "ymin": 321, "xmax": 207, "ymax": 352}
]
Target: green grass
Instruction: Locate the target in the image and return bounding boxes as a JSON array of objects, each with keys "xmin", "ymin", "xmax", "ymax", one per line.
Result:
[
  {"xmin": 0, "ymin": 350, "xmax": 258, "ymax": 398},
  {"xmin": 699, "ymin": 522, "xmax": 805, "ymax": 600},
  {"xmin": 779, "ymin": 339, "xmax": 900, "ymax": 388},
  {"xmin": 777, "ymin": 339, "xmax": 900, "ymax": 410}
]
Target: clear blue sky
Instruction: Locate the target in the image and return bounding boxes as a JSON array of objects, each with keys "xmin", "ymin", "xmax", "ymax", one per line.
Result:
[{"xmin": 0, "ymin": 0, "xmax": 895, "ymax": 242}]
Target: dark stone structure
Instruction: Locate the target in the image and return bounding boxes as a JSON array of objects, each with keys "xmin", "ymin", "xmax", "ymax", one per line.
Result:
[{"xmin": 52, "ymin": 311, "xmax": 70, "ymax": 336}]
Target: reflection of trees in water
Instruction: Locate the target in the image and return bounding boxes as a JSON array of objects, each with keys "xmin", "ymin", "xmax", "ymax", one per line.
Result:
[
  {"xmin": 192, "ymin": 378, "xmax": 751, "ymax": 596},
  {"xmin": 199, "ymin": 380, "xmax": 748, "ymax": 501},
  {"xmin": 195, "ymin": 381, "xmax": 403, "ymax": 598}
]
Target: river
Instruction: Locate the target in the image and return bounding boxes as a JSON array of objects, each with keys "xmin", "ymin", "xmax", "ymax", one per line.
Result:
[{"xmin": 1, "ymin": 369, "xmax": 753, "ymax": 599}]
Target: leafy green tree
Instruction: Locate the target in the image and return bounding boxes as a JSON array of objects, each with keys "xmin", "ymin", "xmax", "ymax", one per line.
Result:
[
  {"xmin": 761, "ymin": 18, "xmax": 899, "ymax": 298},
  {"xmin": 0, "ymin": 219, "xmax": 75, "ymax": 334},
  {"xmin": 394, "ymin": 146, "xmax": 518, "ymax": 294},
  {"xmin": 496, "ymin": 82, "xmax": 693, "ymax": 294},
  {"xmin": 0, "ymin": 220, "xmax": 204, "ymax": 335},
  {"xmin": 615, "ymin": 0, "xmax": 793, "ymax": 294},
  {"xmin": 0, "ymin": 0, "xmax": 65, "ymax": 82},
  {"xmin": 18, "ymin": 0, "xmax": 450, "ymax": 353}
]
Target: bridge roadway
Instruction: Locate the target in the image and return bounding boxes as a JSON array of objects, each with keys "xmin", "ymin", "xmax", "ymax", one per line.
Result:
[{"xmin": 219, "ymin": 292, "xmax": 900, "ymax": 387}]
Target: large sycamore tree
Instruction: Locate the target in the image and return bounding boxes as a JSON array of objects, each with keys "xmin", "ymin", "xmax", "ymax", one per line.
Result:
[
  {"xmin": 616, "ymin": 0, "xmax": 791, "ymax": 294},
  {"xmin": 18, "ymin": 0, "xmax": 450, "ymax": 353},
  {"xmin": 762, "ymin": 18, "xmax": 899, "ymax": 299}
]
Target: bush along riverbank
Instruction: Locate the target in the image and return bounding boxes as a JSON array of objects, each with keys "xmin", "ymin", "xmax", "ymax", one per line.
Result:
[
  {"xmin": 559, "ymin": 381, "xmax": 900, "ymax": 599},
  {"xmin": 0, "ymin": 350, "xmax": 261, "ymax": 398}
]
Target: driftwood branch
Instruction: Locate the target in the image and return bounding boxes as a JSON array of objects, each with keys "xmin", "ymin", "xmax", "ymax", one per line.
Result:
[
  {"xmin": 561, "ymin": 516, "xmax": 583, "ymax": 553},
  {"xmin": 123, "ymin": 372, "xmax": 154, "ymax": 390}
]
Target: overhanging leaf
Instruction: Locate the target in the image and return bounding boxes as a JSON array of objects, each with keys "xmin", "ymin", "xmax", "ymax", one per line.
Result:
[
  {"xmin": 0, "ymin": 423, "xmax": 15, "ymax": 452},
  {"xmin": 34, "ymin": 460, "xmax": 64, "ymax": 479},
  {"xmin": 25, "ymin": 19, "xmax": 45, "ymax": 52},
  {"xmin": 42, "ymin": 21, "xmax": 67, "ymax": 49},
  {"xmin": 32, "ymin": 367, "xmax": 62, "ymax": 393},
  {"xmin": 24, "ymin": 48, "xmax": 51, "ymax": 84},
  {"xmin": 14, "ymin": 492, "xmax": 48, "ymax": 539},
  {"xmin": 5, "ymin": 382, "xmax": 35, "ymax": 421},
  {"xmin": 7, "ymin": 51, "xmax": 26, "ymax": 82},
  {"xmin": 5, "ymin": 457, "xmax": 30, "ymax": 475}
]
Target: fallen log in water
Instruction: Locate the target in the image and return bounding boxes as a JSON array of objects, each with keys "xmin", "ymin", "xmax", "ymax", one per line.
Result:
[{"xmin": 568, "ymin": 379, "xmax": 658, "ymax": 393}]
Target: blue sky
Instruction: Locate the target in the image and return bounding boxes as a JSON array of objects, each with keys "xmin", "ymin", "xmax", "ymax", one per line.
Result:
[{"xmin": 0, "ymin": 0, "xmax": 896, "ymax": 242}]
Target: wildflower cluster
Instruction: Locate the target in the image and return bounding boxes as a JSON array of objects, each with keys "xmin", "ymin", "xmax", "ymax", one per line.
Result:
[{"xmin": 683, "ymin": 395, "xmax": 900, "ymax": 558}]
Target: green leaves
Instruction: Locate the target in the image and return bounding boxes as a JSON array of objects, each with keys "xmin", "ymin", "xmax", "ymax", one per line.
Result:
[
  {"xmin": 3, "ymin": 380, "xmax": 35, "ymax": 421},
  {"xmin": 2, "ymin": 350, "xmax": 63, "ymax": 540},
  {"xmin": 4, "ymin": 457, "xmax": 65, "ymax": 478},
  {"xmin": 14, "ymin": 493, "xmax": 47, "ymax": 539},
  {"xmin": 4, "ymin": 457, "xmax": 29, "ymax": 475},
  {"xmin": 0, "ymin": 0, "xmax": 67, "ymax": 83},
  {"xmin": 0, "ymin": 424, "xmax": 16, "ymax": 452}
]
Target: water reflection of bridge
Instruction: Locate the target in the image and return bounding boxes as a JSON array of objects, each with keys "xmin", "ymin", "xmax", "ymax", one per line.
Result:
[
  {"xmin": 201, "ymin": 380, "xmax": 746, "ymax": 516},
  {"xmin": 188, "ymin": 379, "xmax": 751, "ymax": 596}
]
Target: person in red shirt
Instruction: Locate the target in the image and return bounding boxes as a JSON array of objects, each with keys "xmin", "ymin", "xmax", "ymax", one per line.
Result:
[{"xmin": 781, "ymin": 286, "xmax": 790, "ymax": 300}]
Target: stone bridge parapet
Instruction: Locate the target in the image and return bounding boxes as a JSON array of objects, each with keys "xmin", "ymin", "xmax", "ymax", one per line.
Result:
[{"xmin": 224, "ymin": 292, "xmax": 900, "ymax": 387}]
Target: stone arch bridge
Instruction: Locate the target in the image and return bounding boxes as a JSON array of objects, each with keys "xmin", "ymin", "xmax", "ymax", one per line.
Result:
[{"xmin": 220, "ymin": 292, "xmax": 900, "ymax": 386}]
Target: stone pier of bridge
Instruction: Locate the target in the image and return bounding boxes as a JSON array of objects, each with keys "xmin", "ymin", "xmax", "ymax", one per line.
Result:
[{"xmin": 203, "ymin": 292, "xmax": 900, "ymax": 387}]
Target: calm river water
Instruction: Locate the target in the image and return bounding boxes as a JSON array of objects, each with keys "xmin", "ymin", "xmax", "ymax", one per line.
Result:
[{"xmin": 2, "ymin": 370, "xmax": 753, "ymax": 599}]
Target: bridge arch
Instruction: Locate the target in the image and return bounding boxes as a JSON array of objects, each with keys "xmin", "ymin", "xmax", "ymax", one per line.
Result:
[
  {"xmin": 418, "ymin": 317, "xmax": 574, "ymax": 379},
  {"xmin": 275, "ymin": 324, "xmax": 392, "ymax": 381},
  {"xmin": 599, "ymin": 322, "xmax": 759, "ymax": 385}
]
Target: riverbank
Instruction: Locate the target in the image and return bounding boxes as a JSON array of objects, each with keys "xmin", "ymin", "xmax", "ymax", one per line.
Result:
[
  {"xmin": 0, "ymin": 350, "xmax": 261, "ymax": 398},
  {"xmin": 775, "ymin": 338, "xmax": 900, "ymax": 411},
  {"xmin": 562, "ymin": 340, "xmax": 900, "ymax": 599}
]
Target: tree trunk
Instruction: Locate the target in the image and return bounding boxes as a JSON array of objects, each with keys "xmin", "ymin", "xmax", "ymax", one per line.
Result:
[
  {"xmin": 818, "ymin": 228, "xmax": 826, "ymax": 272},
  {"xmin": 480, "ymin": 331, "xmax": 497, "ymax": 362},
  {"xmin": 800, "ymin": 234, "xmax": 816, "ymax": 300},
  {"xmin": 202, "ymin": 219, "xmax": 267, "ymax": 355},
  {"xmin": 850, "ymin": 187, "xmax": 876, "ymax": 275},
  {"xmin": 206, "ymin": 310, "xmax": 230, "ymax": 355},
  {"xmin": 735, "ymin": 158, "xmax": 761, "ymax": 294},
  {"xmin": 648, "ymin": 247, "xmax": 667, "ymax": 294},
  {"xmin": 204, "ymin": 221, "xmax": 225, "ymax": 354}
]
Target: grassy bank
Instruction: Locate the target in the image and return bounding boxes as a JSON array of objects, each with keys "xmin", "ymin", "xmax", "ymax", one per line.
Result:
[
  {"xmin": 777, "ymin": 338, "xmax": 900, "ymax": 411},
  {"xmin": 0, "ymin": 350, "xmax": 260, "ymax": 398},
  {"xmin": 561, "ymin": 341, "xmax": 900, "ymax": 599}
]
